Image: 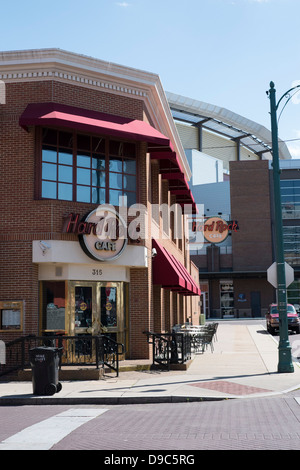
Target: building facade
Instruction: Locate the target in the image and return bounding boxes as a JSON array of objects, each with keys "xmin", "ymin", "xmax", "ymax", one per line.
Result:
[
  {"xmin": 191, "ymin": 159, "xmax": 300, "ymax": 319},
  {"xmin": 191, "ymin": 160, "xmax": 274, "ymax": 318},
  {"xmin": 0, "ymin": 49, "xmax": 200, "ymax": 360},
  {"xmin": 165, "ymin": 92, "xmax": 292, "ymax": 319},
  {"xmin": 279, "ymin": 159, "xmax": 300, "ymax": 311}
]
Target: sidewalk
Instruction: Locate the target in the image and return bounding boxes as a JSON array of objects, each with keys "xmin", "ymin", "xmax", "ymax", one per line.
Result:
[{"xmin": 1, "ymin": 323, "xmax": 300, "ymax": 405}]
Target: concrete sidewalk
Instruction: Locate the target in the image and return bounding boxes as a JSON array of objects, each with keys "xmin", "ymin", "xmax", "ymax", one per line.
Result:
[{"xmin": 1, "ymin": 323, "xmax": 300, "ymax": 405}]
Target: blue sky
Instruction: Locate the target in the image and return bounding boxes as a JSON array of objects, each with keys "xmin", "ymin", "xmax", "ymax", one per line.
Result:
[{"xmin": 1, "ymin": 0, "xmax": 300, "ymax": 157}]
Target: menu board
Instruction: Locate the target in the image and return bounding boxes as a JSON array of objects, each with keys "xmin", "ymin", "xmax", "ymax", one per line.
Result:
[{"xmin": 0, "ymin": 301, "xmax": 23, "ymax": 330}]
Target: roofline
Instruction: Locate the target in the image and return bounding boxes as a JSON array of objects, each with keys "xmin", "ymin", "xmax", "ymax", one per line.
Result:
[
  {"xmin": 166, "ymin": 91, "xmax": 291, "ymax": 160},
  {"xmin": 0, "ymin": 48, "xmax": 191, "ymax": 179}
]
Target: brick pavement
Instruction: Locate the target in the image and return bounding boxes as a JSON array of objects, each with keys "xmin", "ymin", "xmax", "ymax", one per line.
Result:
[{"xmin": 49, "ymin": 397, "xmax": 300, "ymax": 450}]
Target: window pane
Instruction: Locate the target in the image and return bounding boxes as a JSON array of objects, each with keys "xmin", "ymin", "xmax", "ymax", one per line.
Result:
[
  {"xmin": 59, "ymin": 131, "xmax": 73, "ymax": 148},
  {"xmin": 58, "ymin": 165, "xmax": 73, "ymax": 183},
  {"xmin": 123, "ymin": 174, "xmax": 136, "ymax": 190},
  {"xmin": 77, "ymin": 134, "xmax": 90, "ymax": 151},
  {"xmin": 124, "ymin": 191, "xmax": 136, "ymax": 206},
  {"xmin": 42, "ymin": 281, "xmax": 65, "ymax": 331},
  {"xmin": 109, "ymin": 189, "xmax": 123, "ymax": 206},
  {"xmin": 92, "ymin": 170, "xmax": 105, "ymax": 186},
  {"xmin": 42, "ymin": 129, "xmax": 57, "ymax": 146},
  {"xmin": 92, "ymin": 138, "xmax": 105, "ymax": 154},
  {"xmin": 109, "ymin": 158, "xmax": 122, "ymax": 172},
  {"xmin": 123, "ymin": 142, "xmax": 136, "ymax": 157},
  {"xmin": 42, "ymin": 162, "xmax": 57, "ymax": 181},
  {"xmin": 77, "ymin": 153, "xmax": 91, "ymax": 168},
  {"xmin": 42, "ymin": 148, "xmax": 57, "ymax": 163},
  {"xmin": 58, "ymin": 183, "xmax": 73, "ymax": 201},
  {"xmin": 92, "ymin": 156, "xmax": 105, "ymax": 170},
  {"xmin": 77, "ymin": 185, "xmax": 90, "ymax": 203},
  {"xmin": 75, "ymin": 286, "xmax": 92, "ymax": 328},
  {"xmin": 123, "ymin": 159, "xmax": 136, "ymax": 174},
  {"xmin": 77, "ymin": 168, "xmax": 90, "ymax": 185},
  {"xmin": 42, "ymin": 181, "xmax": 56, "ymax": 199},
  {"xmin": 101, "ymin": 286, "xmax": 117, "ymax": 327},
  {"xmin": 110, "ymin": 140, "xmax": 122, "ymax": 156},
  {"xmin": 110, "ymin": 172, "xmax": 122, "ymax": 189},
  {"xmin": 92, "ymin": 187, "xmax": 105, "ymax": 204},
  {"xmin": 59, "ymin": 150, "xmax": 73, "ymax": 165}
]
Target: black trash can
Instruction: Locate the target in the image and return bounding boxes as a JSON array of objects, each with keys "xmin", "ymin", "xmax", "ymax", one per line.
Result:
[{"xmin": 29, "ymin": 346, "xmax": 62, "ymax": 396}]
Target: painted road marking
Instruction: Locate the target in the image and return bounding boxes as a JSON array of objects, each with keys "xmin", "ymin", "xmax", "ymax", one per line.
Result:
[{"xmin": 0, "ymin": 408, "xmax": 108, "ymax": 450}]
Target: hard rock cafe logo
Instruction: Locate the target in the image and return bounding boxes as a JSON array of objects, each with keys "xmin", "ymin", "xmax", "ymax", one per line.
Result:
[
  {"xmin": 62, "ymin": 206, "xmax": 128, "ymax": 262},
  {"xmin": 192, "ymin": 216, "xmax": 239, "ymax": 244}
]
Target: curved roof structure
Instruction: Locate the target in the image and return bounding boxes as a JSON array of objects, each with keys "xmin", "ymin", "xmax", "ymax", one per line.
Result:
[{"xmin": 166, "ymin": 91, "xmax": 291, "ymax": 160}]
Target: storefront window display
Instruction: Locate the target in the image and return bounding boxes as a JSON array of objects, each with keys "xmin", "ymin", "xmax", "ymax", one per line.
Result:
[{"xmin": 41, "ymin": 282, "xmax": 66, "ymax": 332}]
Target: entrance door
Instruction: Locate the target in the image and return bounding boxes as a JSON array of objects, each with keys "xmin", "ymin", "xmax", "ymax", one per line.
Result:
[
  {"xmin": 74, "ymin": 284, "xmax": 93, "ymax": 332},
  {"xmin": 250, "ymin": 291, "xmax": 261, "ymax": 317},
  {"xmin": 69, "ymin": 281, "xmax": 126, "ymax": 358}
]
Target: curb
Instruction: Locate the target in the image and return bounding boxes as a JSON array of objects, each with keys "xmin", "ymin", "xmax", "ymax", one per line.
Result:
[{"xmin": 0, "ymin": 395, "xmax": 230, "ymax": 406}]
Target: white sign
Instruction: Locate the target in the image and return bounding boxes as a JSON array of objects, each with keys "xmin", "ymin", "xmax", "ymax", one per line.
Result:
[
  {"xmin": 267, "ymin": 262, "xmax": 294, "ymax": 288},
  {"xmin": 80, "ymin": 206, "xmax": 128, "ymax": 262}
]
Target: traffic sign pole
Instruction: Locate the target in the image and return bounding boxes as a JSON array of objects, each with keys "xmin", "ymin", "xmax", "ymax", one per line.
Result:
[{"xmin": 269, "ymin": 82, "xmax": 294, "ymax": 373}]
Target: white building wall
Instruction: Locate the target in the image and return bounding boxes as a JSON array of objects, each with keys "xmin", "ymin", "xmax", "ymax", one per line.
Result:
[
  {"xmin": 185, "ymin": 149, "xmax": 223, "ymax": 185},
  {"xmin": 175, "ymin": 122, "xmax": 258, "ymax": 173}
]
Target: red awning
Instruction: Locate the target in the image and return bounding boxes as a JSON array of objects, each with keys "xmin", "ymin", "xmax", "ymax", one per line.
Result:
[
  {"xmin": 171, "ymin": 256, "xmax": 200, "ymax": 295},
  {"xmin": 19, "ymin": 102, "xmax": 171, "ymax": 147},
  {"xmin": 152, "ymin": 239, "xmax": 200, "ymax": 296},
  {"xmin": 150, "ymin": 150, "xmax": 198, "ymax": 213}
]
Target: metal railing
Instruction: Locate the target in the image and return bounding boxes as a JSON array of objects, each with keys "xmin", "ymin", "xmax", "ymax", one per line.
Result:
[
  {"xmin": 144, "ymin": 331, "xmax": 192, "ymax": 370},
  {"xmin": 0, "ymin": 334, "xmax": 124, "ymax": 378}
]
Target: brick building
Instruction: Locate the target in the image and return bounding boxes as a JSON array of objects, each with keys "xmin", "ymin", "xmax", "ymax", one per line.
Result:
[
  {"xmin": 192, "ymin": 159, "xmax": 300, "ymax": 319},
  {"xmin": 0, "ymin": 49, "xmax": 200, "ymax": 360}
]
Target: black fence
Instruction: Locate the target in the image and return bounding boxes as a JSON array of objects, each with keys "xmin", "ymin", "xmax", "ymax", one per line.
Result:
[
  {"xmin": 144, "ymin": 323, "xmax": 218, "ymax": 370},
  {"xmin": 0, "ymin": 334, "xmax": 124, "ymax": 378},
  {"xmin": 144, "ymin": 331, "xmax": 192, "ymax": 370}
]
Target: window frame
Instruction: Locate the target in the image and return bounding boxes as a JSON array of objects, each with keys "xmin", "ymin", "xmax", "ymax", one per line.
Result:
[{"xmin": 36, "ymin": 127, "xmax": 138, "ymax": 206}]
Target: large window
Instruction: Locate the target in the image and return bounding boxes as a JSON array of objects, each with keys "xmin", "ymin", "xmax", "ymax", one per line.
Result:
[
  {"xmin": 283, "ymin": 226, "xmax": 300, "ymax": 266},
  {"xmin": 41, "ymin": 282, "xmax": 66, "ymax": 331},
  {"xmin": 287, "ymin": 280, "xmax": 300, "ymax": 311},
  {"xmin": 281, "ymin": 180, "xmax": 300, "ymax": 219},
  {"xmin": 41, "ymin": 128, "xmax": 137, "ymax": 205}
]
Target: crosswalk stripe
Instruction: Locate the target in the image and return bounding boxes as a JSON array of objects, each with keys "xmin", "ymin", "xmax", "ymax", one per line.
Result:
[{"xmin": 0, "ymin": 408, "xmax": 108, "ymax": 450}]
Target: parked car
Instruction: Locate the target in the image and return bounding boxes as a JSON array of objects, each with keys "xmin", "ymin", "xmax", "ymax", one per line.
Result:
[
  {"xmin": 266, "ymin": 303, "xmax": 300, "ymax": 335},
  {"xmin": 293, "ymin": 304, "xmax": 300, "ymax": 315}
]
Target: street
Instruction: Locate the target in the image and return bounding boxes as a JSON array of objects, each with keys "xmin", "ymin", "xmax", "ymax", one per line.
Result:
[
  {"xmin": 1, "ymin": 319, "xmax": 300, "ymax": 454},
  {"xmin": 1, "ymin": 392, "xmax": 300, "ymax": 452}
]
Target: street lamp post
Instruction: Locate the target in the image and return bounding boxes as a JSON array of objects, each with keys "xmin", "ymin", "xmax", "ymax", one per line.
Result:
[{"xmin": 268, "ymin": 81, "xmax": 300, "ymax": 373}]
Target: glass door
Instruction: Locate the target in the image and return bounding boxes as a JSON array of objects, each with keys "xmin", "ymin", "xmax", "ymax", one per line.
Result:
[
  {"xmin": 74, "ymin": 285, "xmax": 93, "ymax": 332},
  {"xmin": 68, "ymin": 281, "xmax": 126, "ymax": 359},
  {"xmin": 99, "ymin": 283, "xmax": 126, "ymax": 358}
]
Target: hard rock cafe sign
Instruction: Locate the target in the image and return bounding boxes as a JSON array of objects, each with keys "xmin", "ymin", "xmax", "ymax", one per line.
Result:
[
  {"xmin": 62, "ymin": 206, "xmax": 127, "ymax": 262},
  {"xmin": 192, "ymin": 216, "xmax": 239, "ymax": 244}
]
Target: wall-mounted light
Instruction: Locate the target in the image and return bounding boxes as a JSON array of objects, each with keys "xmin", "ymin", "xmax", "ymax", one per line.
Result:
[{"xmin": 39, "ymin": 241, "xmax": 51, "ymax": 256}]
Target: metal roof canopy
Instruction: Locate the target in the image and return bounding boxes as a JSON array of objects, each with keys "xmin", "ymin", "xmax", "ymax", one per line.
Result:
[{"xmin": 166, "ymin": 92, "xmax": 291, "ymax": 160}]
